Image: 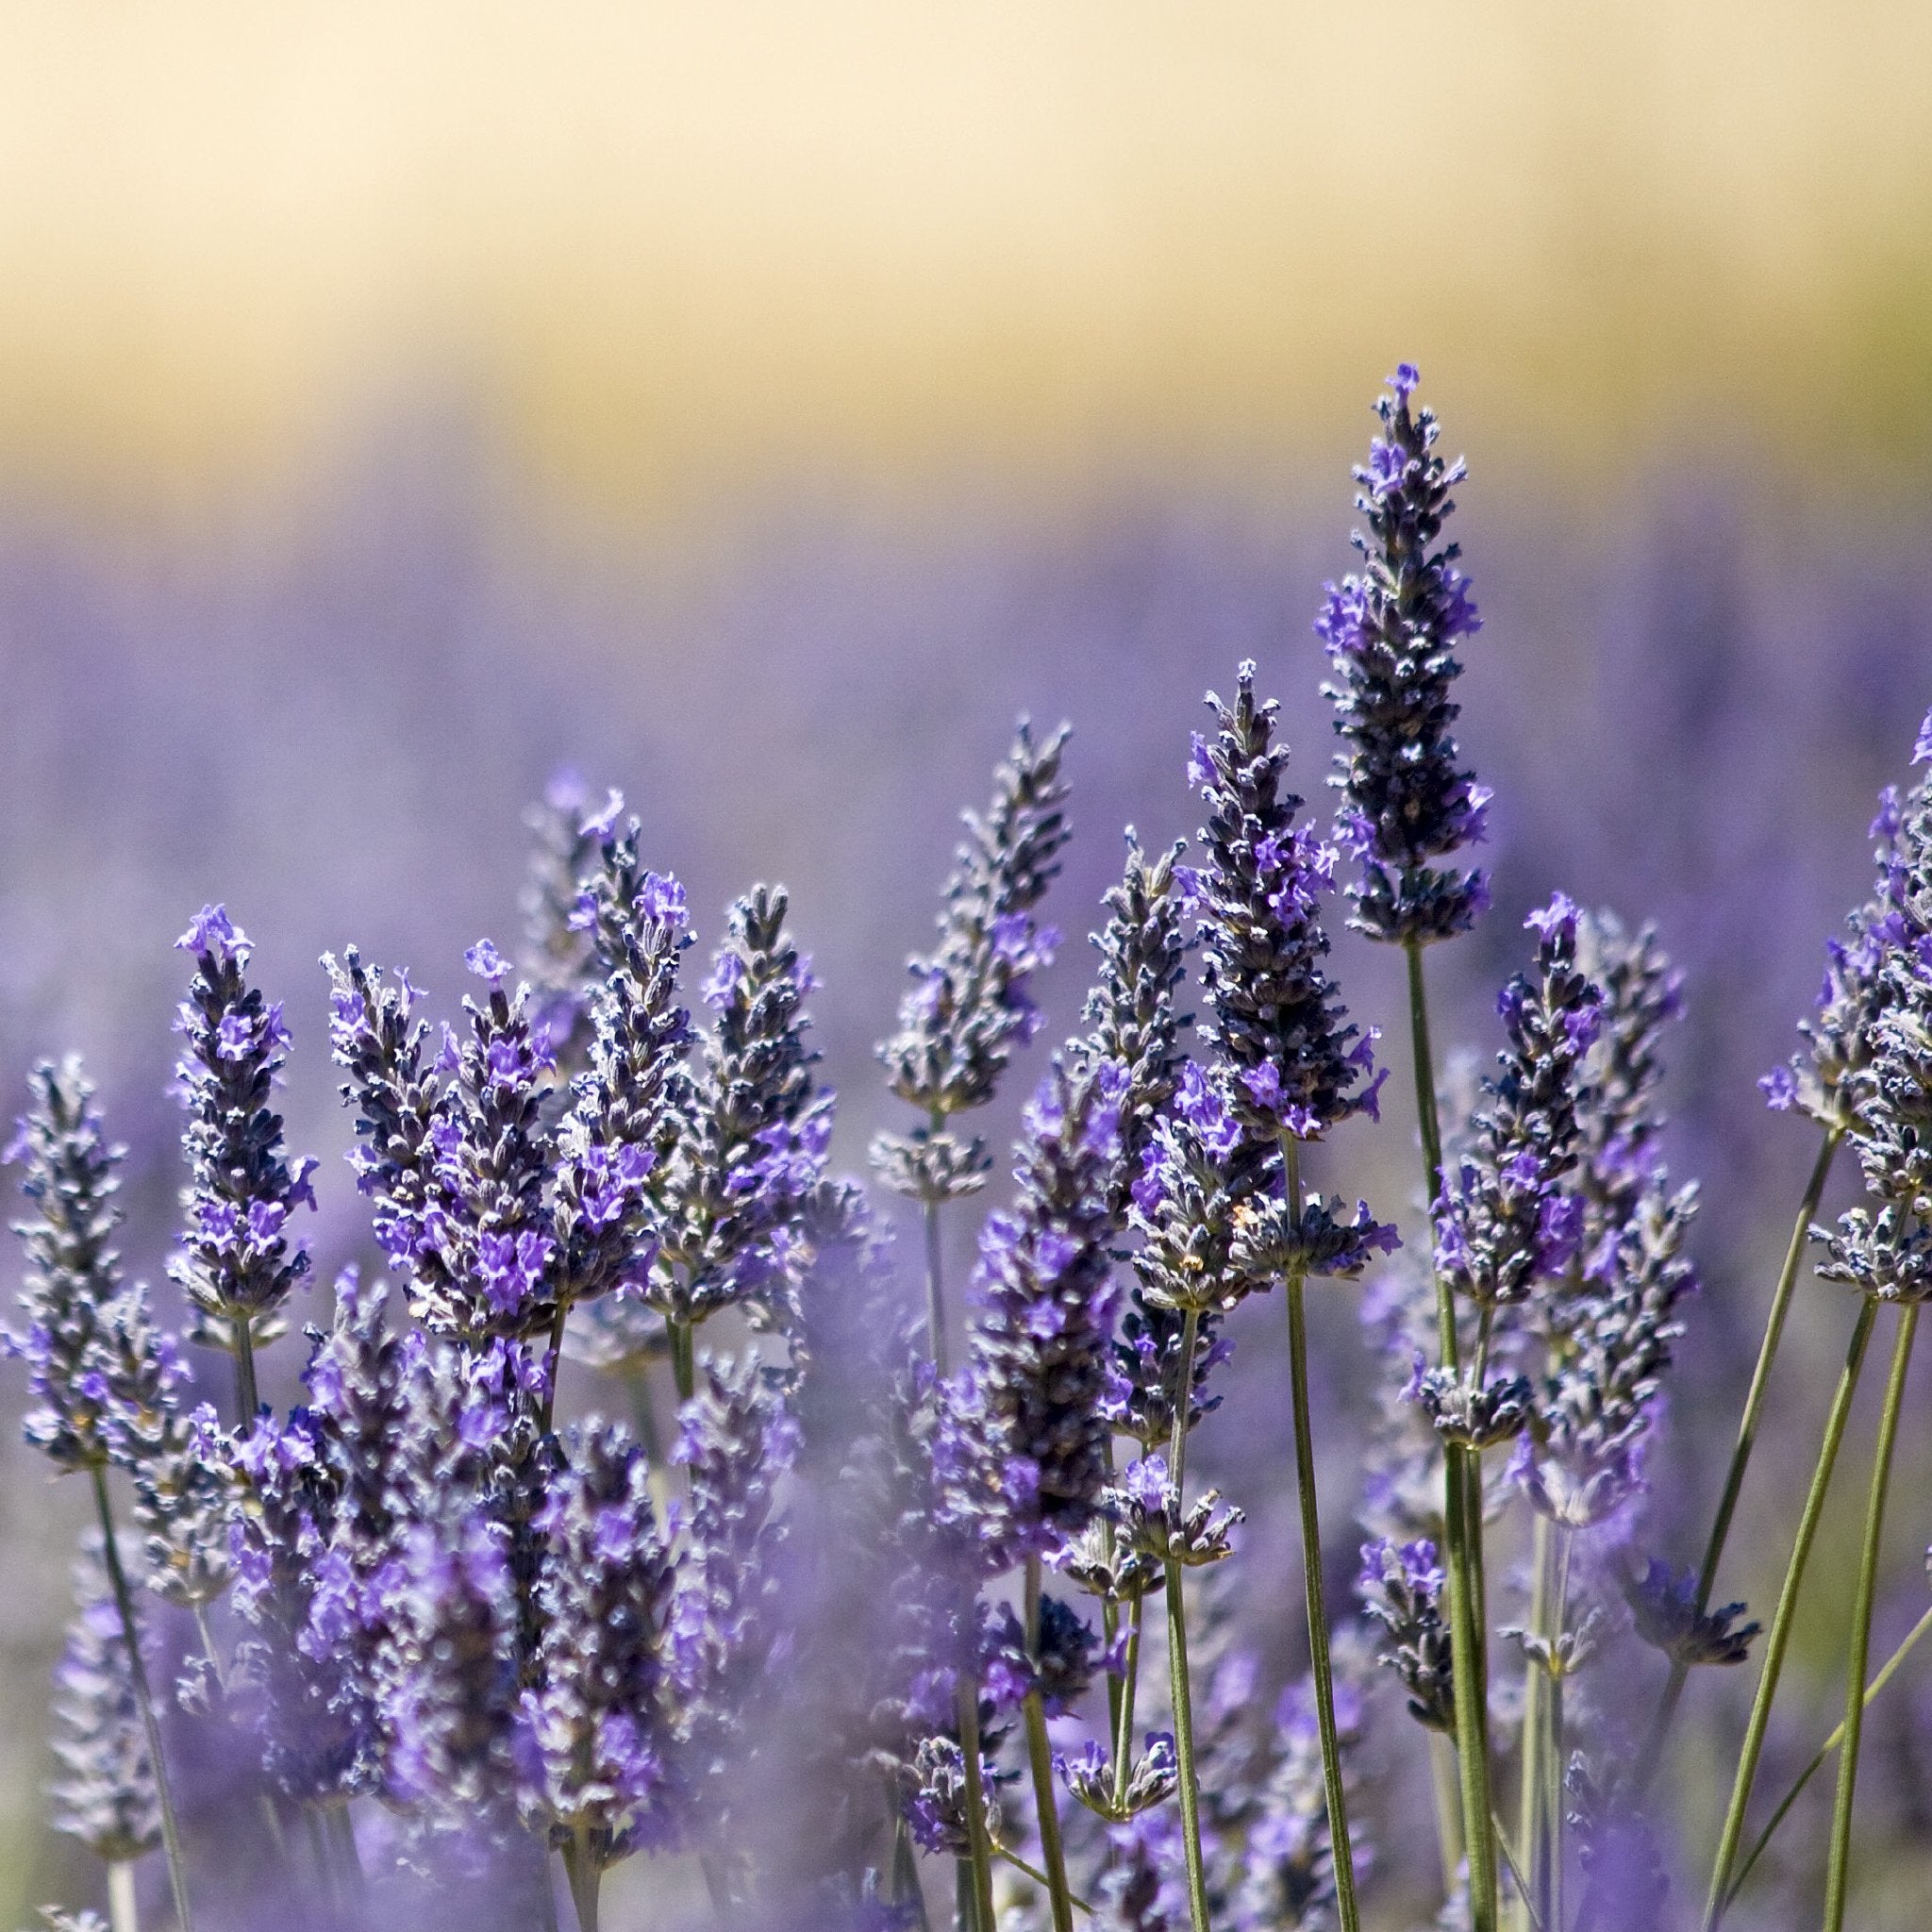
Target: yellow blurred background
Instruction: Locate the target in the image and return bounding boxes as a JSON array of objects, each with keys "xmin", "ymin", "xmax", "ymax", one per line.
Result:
[{"xmin": 2, "ymin": 0, "xmax": 1929, "ymax": 520}]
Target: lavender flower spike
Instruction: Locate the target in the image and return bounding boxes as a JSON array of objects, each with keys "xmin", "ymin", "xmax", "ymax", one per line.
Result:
[
  {"xmin": 874, "ymin": 721, "xmax": 1071, "ymax": 1218},
  {"xmin": 1320, "ymin": 364, "xmax": 1491, "ymax": 946},
  {"xmin": 170, "ymin": 905, "xmax": 316, "ymax": 1420}
]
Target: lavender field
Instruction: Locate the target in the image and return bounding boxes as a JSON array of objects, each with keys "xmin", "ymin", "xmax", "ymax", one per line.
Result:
[{"xmin": 2, "ymin": 354, "xmax": 1931, "ymax": 1932}]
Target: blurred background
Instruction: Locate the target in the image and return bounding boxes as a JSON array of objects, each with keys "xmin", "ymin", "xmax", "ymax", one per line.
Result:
[{"xmin": 2, "ymin": 4, "xmax": 1931, "ymax": 1925}]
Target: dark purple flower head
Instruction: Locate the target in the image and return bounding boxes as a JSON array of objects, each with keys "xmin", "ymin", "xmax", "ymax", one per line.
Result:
[
  {"xmin": 874, "ymin": 721, "xmax": 1071, "ymax": 1211},
  {"xmin": 169, "ymin": 908, "xmax": 315, "ymax": 1372},
  {"xmin": 1320, "ymin": 369, "xmax": 1490, "ymax": 945},
  {"xmin": 1435, "ymin": 897, "xmax": 1601, "ymax": 1310},
  {"xmin": 647, "ymin": 886, "xmax": 827, "ymax": 1333},
  {"xmin": 1191, "ymin": 664, "xmax": 1381, "ymax": 1144},
  {"xmin": 938, "ymin": 1057, "xmax": 1124, "ymax": 1570},
  {"xmin": 1357, "ymin": 1537, "xmax": 1454, "ymax": 1734}
]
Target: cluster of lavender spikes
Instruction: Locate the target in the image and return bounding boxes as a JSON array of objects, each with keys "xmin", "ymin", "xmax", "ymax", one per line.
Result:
[{"xmin": 7, "ymin": 367, "xmax": 1931, "ymax": 1932}]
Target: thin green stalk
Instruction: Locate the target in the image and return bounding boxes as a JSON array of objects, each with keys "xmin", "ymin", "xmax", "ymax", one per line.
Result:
[
  {"xmin": 1516, "ymin": 1513, "xmax": 1554, "ymax": 1932},
  {"xmin": 992, "ymin": 1841, "xmax": 1096, "ymax": 1915},
  {"xmin": 537, "ymin": 1841, "xmax": 562, "ymax": 1932},
  {"xmin": 234, "ymin": 1318, "xmax": 259, "ymax": 1428},
  {"xmin": 1491, "ymin": 1813, "xmax": 1545, "ymax": 1932},
  {"xmin": 1635, "ymin": 1127, "xmax": 1842, "ymax": 1793},
  {"xmin": 1280, "ymin": 1136, "xmax": 1360, "ymax": 1932},
  {"xmin": 1022, "ymin": 1557, "xmax": 1076, "ymax": 1932},
  {"xmin": 957, "ymin": 1676, "xmax": 998, "ymax": 1932},
  {"xmin": 1545, "ymin": 1532, "xmax": 1573, "ymax": 1932},
  {"xmin": 539, "ymin": 1295, "xmax": 571, "ymax": 1432},
  {"xmin": 1111, "ymin": 1590, "xmax": 1145, "ymax": 1814},
  {"xmin": 1429, "ymin": 1734, "xmax": 1466, "ymax": 1899},
  {"xmin": 669, "ymin": 1317, "xmax": 696, "ymax": 1404},
  {"xmin": 328, "ymin": 1806, "xmax": 363, "ymax": 1890},
  {"xmin": 891, "ymin": 1806, "xmax": 933, "ymax": 1932},
  {"xmin": 108, "ymin": 1861, "xmax": 139, "ymax": 1932},
  {"xmin": 303, "ymin": 1807, "xmax": 338, "ymax": 1914},
  {"xmin": 956, "ymin": 1859, "xmax": 975, "ymax": 1932},
  {"xmin": 1824, "ymin": 1302, "xmax": 1918, "ymax": 1932},
  {"xmin": 92, "ymin": 1467, "xmax": 194, "ymax": 1932},
  {"xmin": 1404, "ymin": 938, "xmax": 1499, "ymax": 1932},
  {"xmin": 924, "ymin": 1195, "xmax": 950, "ymax": 1377},
  {"xmin": 1701, "ymin": 1295, "xmax": 1877, "ymax": 1932},
  {"xmin": 1163, "ymin": 1307, "xmax": 1211, "ymax": 1932},
  {"xmin": 563, "ymin": 1824, "xmax": 601, "ymax": 1932},
  {"xmin": 1724, "ymin": 1601, "xmax": 1932, "ymax": 1909}
]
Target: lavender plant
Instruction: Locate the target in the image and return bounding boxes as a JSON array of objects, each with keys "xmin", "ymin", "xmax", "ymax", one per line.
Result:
[{"xmin": 6, "ymin": 365, "xmax": 1930, "ymax": 1932}]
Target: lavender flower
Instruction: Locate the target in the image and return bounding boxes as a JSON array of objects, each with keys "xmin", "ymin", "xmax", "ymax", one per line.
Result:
[
  {"xmin": 1819, "ymin": 722, "xmax": 1932, "ymax": 1301},
  {"xmin": 412, "ymin": 943, "xmax": 558, "ymax": 1341},
  {"xmin": 324, "ymin": 947, "xmax": 445, "ymax": 1280},
  {"xmin": 1625, "ymin": 1560, "xmax": 1759, "ymax": 1670},
  {"xmin": 1357, "ymin": 1538, "xmax": 1454, "ymax": 1735},
  {"xmin": 169, "ymin": 906, "xmax": 317, "ymax": 1383},
  {"xmin": 648, "ymin": 887, "xmax": 828, "ymax": 1335},
  {"xmin": 6, "ymin": 1058, "xmax": 145, "ymax": 1474},
  {"xmin": 1096, "ymin": 1805, "xmax": 1191, "ymax": 1932},
  {"xmin": 1319, "ymin": 365, "xmax": 1490, "ymax": 946},
  {"xmin": 938, "ymin": 1058, "xmax": 1124, "ymax": 1569},
  {"xmin": 47, "ymin": 1532, "xmax": 159, "ymax": 1865},
  {"xmin": 1434, "ymin": 894, "xmax": 1602, "ymax": 1317},
  {"xmin": 874, "ymin": 722, "xmax": 1071, "ymax": 1207},
  {"xmin": 522, "ymin": 1423, "xmax": 681, "ymax": 1863},
  {"xmin": 518, "ymin": 770, "xmax": 605, "ymax": 1070},
  {"xmin": 1191, "ymin": 665, "xmax": 1385, "ymax": 1144},
  {"xmin": 1080, "ymin": 833, "xmax": 1193, "ymax": 1218}
]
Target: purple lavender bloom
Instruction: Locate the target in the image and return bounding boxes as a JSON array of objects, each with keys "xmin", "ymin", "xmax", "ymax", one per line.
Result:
[
  {"xmin": 1434, "ymin": 895, "xmax": 1602, "ymax": 1312},
  {"xmin": 1625, "ymin": 1557, "xmax": 1759, "ymax": 1669},
  {"xmin": 1357, "ymin": 1538, "xmax": 1454, "ymax": 1733},
  {"xmin": 169, "ymin": 905, "xmax": 316, "ymax": 1375},
  {"xmin": 1319, "ymin": 366, "xmax": 1491, "ymax": 945},
  {"xmin": 647, "ymin": 886, "xmax": 828, "ymax": 1333},
  {"xmin": 518, "ymin": 771, "xmax": 606, "ymax": 1073},
  {"xmin": 522, "ymin": 1423, "xmax": 681, "ymax": 1866},
  {"xmin": 938, "ymin": 1058, "xmax": 1124, "ymax": 1570},
  {"xmin": 47, "ymin": 1531, "xmax": 159, "ymax": 1865},
  {"xmin": 874, "ymin": 722, "xmax": 1071, "ymax": 1210},
  {"xmin": 1191, "ymin": 663, "xmax": 1384, "ymax": 1144},
  {"xmin": 1819, "ymin": 738, "xmax": 1932, "ymax": 1302}
]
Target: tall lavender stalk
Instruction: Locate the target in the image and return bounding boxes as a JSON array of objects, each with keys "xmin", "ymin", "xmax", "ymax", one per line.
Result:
[
  {"xmin": 1187, "ymin": 664, "xmax": 1392, "ymax": 1932},
  {"xmin": 6, "ymin": 1062, "xmax": 196, "ymax": 1932},
  {"xmin": 1701, "ymin": 721, "xmax": 1932, "ymax": 1930},
  {"xmin": 875, "ymin": 723, "xmax": 1070, "ymax": 1374},
  {"xmin": 1319, "ymin": 361, "xmax": 1495, "ymax": 1931},
  {"xmin": 171, "ymin": 906, "xmax": 317, "ymax": 1424}
]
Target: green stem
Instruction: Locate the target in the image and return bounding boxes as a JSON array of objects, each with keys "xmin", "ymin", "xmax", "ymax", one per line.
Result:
[
  {"xmin": 1635, "ymin": 1127, "xmax": 1842, "ymax": 1795},
  {"xmin": 1111, "ymin": 1590, "xmax": 1145, "ymax": 1815},
  {"xmin": 669, "ymin": 1318, "xmax": 695, "ymax": 1405},
  {"xmin": 924, "ymin": 1191, "xmax": 950, "ymax": 1378},
  {"xmin": 1516, "ymin": 1513, "xmax": 1554, "ymax": 1932},
  {"xmin": 957, "ymin": 1676, "xmax": 998, "ymax": 1932},
  {"xmin": 540, "ymin": 1295, "xmax": 570, "ymax": 1433},
  {"xmin": 1491, "ymin": 1814, "xmax": 1545, "ymax": 1932},
  {"xmin": 891, "ymin": 1804, "xmax": 933, "ymax": 1932},
  {"xmin": 1429, "ymin": 1733, "xmax": 1466, "ymax": 1900},
  {"xmin": 1701, "ymin": 1295, "xmax": 1877, "ymax": 1932},
  {"xmin": 92, "ymin": 1467, "xmax": 195, "ymax": 1932},
  {"xmin": 1280, "ymin": 1136, "xmax": 1359, "ymax": 1932},
  {"xmin": 1724, "ymin": 1601, "xmax": 1932, "ymax": 1909},
  {"xmin": 563, "ymin": 1824, "xmax": 601, "ymax": 1932},
  {"xmin": 1163, "ymin": 1307, "xmax": 1210, "ymax": 1932},
  {"xmin": 303, "ymin": 1807, "xmax": 337, "ymax": 1915},
  {"xmin": 234, "ymin": 1317, "xmax": 259, "ymax": 1429},
  {"xmin": 328, "ymin": 1806, "xmax": 363, "ymax": 1890},
  {"xmin": 1022, "ymin": 1558, "xmax": 1076, "ymax": 1932},
  {"xmin": 993, "ymin": 1841, "xmax": 1096, "ymax": 1916},
  {"xmin": 108, "ymin": 1861, "xmax": 139, "ymax": 1932},
  {"xmin": 1823, "ymin": 1302, "xmax": 1917, "ymax": 1932},
  {"xmin": 1406, "ymin": 939, "xmax": 1497, "ymax": 1932},
  {"xmin": 1545, "ymin": 1532, "xmax": 1573, "ymax": 1932}
]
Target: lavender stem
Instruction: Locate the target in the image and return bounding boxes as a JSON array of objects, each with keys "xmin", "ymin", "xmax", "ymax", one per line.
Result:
[
  {"xmin": 1823, "ymin": 1302, "xmax": 1918, "ymax": 1932},
  {"xmin": 1724, "ymin": 1600, "xmax": 1932, "ymax": 1909},
  {"xmin": 1635, "ymin": 1126, "xmax": 1841, "ymax": 1791},
  {"xmin": 233, "ymin": 1319, "xmax": 258, "ymax": 1431},
  {"xmin": 1163, "ymin": 1307, "xmax": 1211, "ymax": 1932},
  {"xmin": 1405, "ymin": 937, "xmax": 1500, "ymax": 1932},
  {"xmin": 1110, "ymin": 1590, "xmax": 1144, "ymax": 1816},
  {"xmin": 1018, "ymin": 1574, "xmax": 1076, "ymax": 1932},
  {"xmin": 1280, "ymin": 1135, "xmax": 1360, "ymax": 1932},
  {"xmin": 1701, "ymin": 1295, "xmax": 1877, "ymax": 1932},
  {"xmin": 956, "ymin": 1677, "xmax": 998, "ymax": 1932},
  {"xmin": 108, "ymin": 1860, "xmax": 139, "ymax": 1932},
  {"xmin": 91, "ymin": 1467, "xmax": 194, "ymax": 1932},
  {"xmin": 563, "ymin": 1823, "xmax": 600, "ymax": 1932}
]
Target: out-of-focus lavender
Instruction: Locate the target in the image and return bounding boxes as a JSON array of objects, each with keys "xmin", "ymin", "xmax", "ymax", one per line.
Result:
[{"xmin": 1, "ymin": 402, "xmax": 1931, "ymax": 1930}]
